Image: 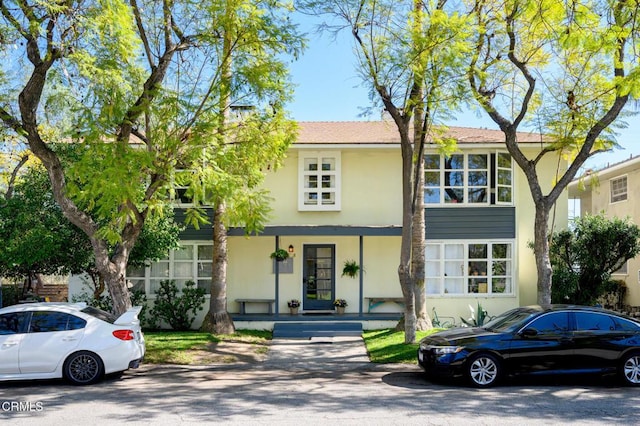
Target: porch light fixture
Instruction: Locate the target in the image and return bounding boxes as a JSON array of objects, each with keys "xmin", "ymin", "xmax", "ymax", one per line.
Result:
[{"xmin": 288, "ymin": 244, "xmax": 295, "ymax": 254}]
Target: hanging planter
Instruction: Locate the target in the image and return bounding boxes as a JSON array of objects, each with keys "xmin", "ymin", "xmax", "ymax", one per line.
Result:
[
  {"xmin": 341, "ymin": 260, "xmax": 360, "ymax": 278},
  {"xmin": 270, "ymin": 248, "xmax": 289, "ymax": 262}
]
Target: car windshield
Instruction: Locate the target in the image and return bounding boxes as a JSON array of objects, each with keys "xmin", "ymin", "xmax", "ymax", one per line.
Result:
[
  {"xmin": 483, "ymin": 307, "xmax": 540, "ymax": 333},
  {"xmin": 81, "ymin": 306, "xmax": 117, "ymax": 324}
]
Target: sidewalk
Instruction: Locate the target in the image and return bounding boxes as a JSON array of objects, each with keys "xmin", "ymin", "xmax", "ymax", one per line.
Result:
[{"xmin": 263, "ymin": 335, "xmax": 416, "ymax": 373}]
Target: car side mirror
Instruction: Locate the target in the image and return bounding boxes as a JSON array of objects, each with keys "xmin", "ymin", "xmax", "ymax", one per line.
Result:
[{"xmin": 520, "ymin": 328, "xmax": 538, "ymax": 338}]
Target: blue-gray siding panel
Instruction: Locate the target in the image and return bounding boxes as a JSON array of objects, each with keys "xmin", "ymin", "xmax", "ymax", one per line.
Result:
[
  {"xmin": 425, "ymin": 207, "xmax": 515, "ymax": 239},
  {"xmin": 174, "ymin": 208, "xmax": 214, "ymax": 241}
]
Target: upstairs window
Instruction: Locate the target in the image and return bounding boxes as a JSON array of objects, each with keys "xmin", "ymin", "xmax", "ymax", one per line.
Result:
[
  {"xmin": 172, "ymin": 169, "xmax": 195, "ymax": 206},
  {"xmin": 298, "ymin": 151, "xmax": 341, "ymax": 211},
  {"xmin": 496, "ymin": 152, "xmax": 513, "ymax": 204},
  {"xmin": 610, "ymin": 176, "xmax": 627, "ymax": 203},
  {"xmin": 425, "ymin": 152, "xmax": 511, "ymax": 205}
]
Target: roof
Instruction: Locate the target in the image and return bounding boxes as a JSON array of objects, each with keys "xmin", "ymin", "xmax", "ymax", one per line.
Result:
[
  {"xmin": 295, "ymin": 121, "xmax": 545, "ymax": 145},
  {"xmin": 568, "ymin": 154, "xmax": 640, "ymax": 196}
]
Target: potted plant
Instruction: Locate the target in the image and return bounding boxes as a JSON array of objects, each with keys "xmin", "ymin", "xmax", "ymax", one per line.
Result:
[
  {"xmin": 333, "ymin": 298, "xmax": 348, "ymax": 314},
  {"xmin": 270, "ymin": 248, "xmax": 289, "ymax": 262},
  {"xmin": 341, "ymin": 260, "xmax": 360, "ymax": 278},
  {"xmin": 288, "ymin": 299, "xmax": 300, "ymax": 315}
]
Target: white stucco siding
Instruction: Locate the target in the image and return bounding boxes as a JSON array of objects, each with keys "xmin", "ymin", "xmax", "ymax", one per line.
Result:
[
  {"xmin": 264, "ymin": 148, "xmax": 403, "ymax": 226},
  {"xmin": 513, "ymin": 148, "xmax": 569, "ymax": 306},
  {"xmin": 227, "ymin": 235, "xmax": 402, "ymax": 314}
]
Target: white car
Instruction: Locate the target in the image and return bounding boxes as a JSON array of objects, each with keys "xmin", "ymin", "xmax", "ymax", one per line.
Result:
[{"xmin": 0, "ymin": 302, "xmax": 145, "ymax": 385}]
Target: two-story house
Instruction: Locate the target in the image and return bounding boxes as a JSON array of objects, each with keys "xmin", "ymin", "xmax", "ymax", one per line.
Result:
[
  {"xmin": 70, "ymin": 121, "xmax": 568, "ymax": 329},
  {"xmin": 568, "ymin": 155, "xmax": 640, "ymax": 309}
]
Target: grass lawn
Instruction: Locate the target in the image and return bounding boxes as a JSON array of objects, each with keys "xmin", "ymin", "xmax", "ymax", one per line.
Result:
[
  {"xmin": 144, "ymin": 329, "xmax": 271, "ymax": 364},
  {"xmin": 363, "ymin": 328, "xmax": 442, "ymax": 363},
  {"xmin": 144, "ymin": 328, "xmax": 440, "ymax": 365}
]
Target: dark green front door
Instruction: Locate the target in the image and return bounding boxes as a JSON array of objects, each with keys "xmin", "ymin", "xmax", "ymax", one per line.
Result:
[{"xmin": 303, "ymin": 245, "xmax": 335, "ymax": 311}]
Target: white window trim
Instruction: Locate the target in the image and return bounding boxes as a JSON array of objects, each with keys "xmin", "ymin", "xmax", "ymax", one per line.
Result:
[
  {"xmin": 495, "ymin": 151, "xmax": 513, "ymax": 205},
  {"xmin": 298, "ymin": 150, "xmax": 342, "ymax": 211},
  {"xmin": 424, "ymin": 152, "xmax": 512, "ymax": 206},
  {"xmin": 425, "ymin": 240, "xmax": 516, "ymax": 297},
  {"xmin": 126, "ymin": 242, "xmax": 213, "ymax": 295},
  {"xmin": 610, "ymin": 175, "xmax": 628, "ymax": 204},
  {"xmin": 612, "ymin": 260, "xmax": 628, "ymax": 275}
]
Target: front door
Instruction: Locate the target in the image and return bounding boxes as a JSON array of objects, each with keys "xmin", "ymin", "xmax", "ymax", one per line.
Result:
[{"xmin": 303, "ymin": 245, "xmax": 335, "ymax": 311}]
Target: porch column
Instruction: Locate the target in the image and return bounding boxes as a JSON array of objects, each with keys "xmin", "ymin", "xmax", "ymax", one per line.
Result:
[
  {"xmin": 358, "ymin": 235, "xmax": 364, "ymax": 316},
  {"xmin": 274, "ymin": 236, "xmax": 280, "ymax": 315}
]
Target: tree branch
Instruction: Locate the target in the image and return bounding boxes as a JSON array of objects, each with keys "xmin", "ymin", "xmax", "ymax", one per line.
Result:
[
  {"xmin": 4, "ymin": 153, "xmax": 29, "ymax": 200},
  {"xmin": 130, "ymin": 0, "xmax": 155, "ymax": 69}
]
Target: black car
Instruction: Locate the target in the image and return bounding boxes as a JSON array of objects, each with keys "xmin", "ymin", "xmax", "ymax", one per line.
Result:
[{"xmin": 418, "ymin": 305, "xmax": 640, "ymax": 387}]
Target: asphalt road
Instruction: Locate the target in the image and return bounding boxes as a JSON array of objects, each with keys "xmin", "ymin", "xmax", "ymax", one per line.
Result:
[{"xmin": 1, "ymin": 336, "xmax": 639, "ymax": 425}]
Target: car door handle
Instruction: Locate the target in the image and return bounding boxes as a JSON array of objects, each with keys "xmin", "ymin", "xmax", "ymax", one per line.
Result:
[{"xmin": 2, "ymin": 342, "xmax": 19, "ymax": 348}]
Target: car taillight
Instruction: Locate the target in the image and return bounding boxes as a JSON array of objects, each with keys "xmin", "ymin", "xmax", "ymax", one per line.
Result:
[{"xmin": 113, "ymin": 330, "xmax": 135, "ymax": 341}]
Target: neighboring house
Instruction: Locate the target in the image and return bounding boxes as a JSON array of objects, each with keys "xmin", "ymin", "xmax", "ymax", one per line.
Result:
[
  {"xmin": 69, "ymin": 121, "xmax": 568, "ymax": 328},
  {"xmin": 568, "ymin": 155, "xmax": 640, "ymax": 309}
]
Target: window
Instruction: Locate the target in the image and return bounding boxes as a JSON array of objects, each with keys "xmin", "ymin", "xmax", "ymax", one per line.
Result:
[
  {"xmin": 426, "ymin": 241, "xmax": 514, "ymax": 295},
  {"xmin": 613, "ymin": 261, "xmax": 627, "ymax": 275},
  {"xmin": 298, "ymin": 151, "xmax": 341, "ymax": 211},
  {"xmin": 526, "ymin": 312, "xmax": 570, "ymax": 334},
  {"xmin": 173, "ymin": 169, "xmax": 196, "ymax": 206},
  {"xmin": 574, "ymin": 312, "xmax": 615, "ymax": 332},
  {"xmin": 126, "ymin": 243, "xmax": 213, "ymax": 295},
  {"xmin": 610, "ymin": 176, "xmax": 627, "ymax": 203},
  {"xmin": 424, "ymin": 152, "xmax": 511, "ymax": 205},
  {"xmin": 28, "ymin": 312, "xmax": 86, "ymax": 333},
  {"xmin": 496, "ymin": 152, "xmax": 513, "ymax": 204},
  {"xmin": 0, "ymin": 312, "xmax": 29, "ymax": 335}
]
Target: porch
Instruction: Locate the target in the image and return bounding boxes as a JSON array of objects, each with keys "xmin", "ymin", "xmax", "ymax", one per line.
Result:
[{"xmin": 231, "ymin": 311, "xmax": 403, "ymax": 333}]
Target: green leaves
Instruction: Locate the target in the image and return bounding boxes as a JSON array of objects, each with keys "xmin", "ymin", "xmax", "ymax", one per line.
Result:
[{"xmin": 550, "ymin": 213, "xmax": 640, "ymax": 305}]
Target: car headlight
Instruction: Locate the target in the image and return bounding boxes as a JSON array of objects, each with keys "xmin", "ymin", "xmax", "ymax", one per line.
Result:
[{"xmin": 432, "ymin": 346, "xmax": 464, "ymax": 355}]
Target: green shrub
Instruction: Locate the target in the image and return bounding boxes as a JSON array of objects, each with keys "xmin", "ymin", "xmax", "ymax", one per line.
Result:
[
  {"xmin": 149, "ymin": 280, "xmax": 205, "ymax": 331},
  {"xmin": 72, "ymin": 289, "xmax": 149, "ymax": 325},
  {"xmin": 598, "ymin": 279, "xmax": 627, "ymax": 311},
  {"xmin": 0, "ymin": 284, "xmax": 21, "ymax": 307}
]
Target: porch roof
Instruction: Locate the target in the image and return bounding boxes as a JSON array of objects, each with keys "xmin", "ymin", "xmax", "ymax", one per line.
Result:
[{"xmin": 228, "ymin": 225, "xmax": 402, "ymax": 237}]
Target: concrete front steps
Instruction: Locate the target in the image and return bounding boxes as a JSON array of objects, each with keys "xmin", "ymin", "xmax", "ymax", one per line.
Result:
[{"xmin": 272, "ymin": 321, "xmax": 363, "ymax": 338}]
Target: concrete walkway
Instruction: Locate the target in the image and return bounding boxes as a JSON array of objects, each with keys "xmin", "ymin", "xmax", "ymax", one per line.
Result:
[{"xmin": 264, "ymin": 336, "xmax": 371, "ymax": 371}]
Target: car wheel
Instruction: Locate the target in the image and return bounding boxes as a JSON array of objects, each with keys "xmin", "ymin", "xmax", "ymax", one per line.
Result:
[
  {"xmin": 63, "ymin": 351, "xmax": 104, "ymax": 386},
  {"xmin": 467, "ymin": 353, "xmax": 501, "ymax": 388},
  {"xmin": 620, "ymin": 352, "xmax": 640, "ymax": 386}
]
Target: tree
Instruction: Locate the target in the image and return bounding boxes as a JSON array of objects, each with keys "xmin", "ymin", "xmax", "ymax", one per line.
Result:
[
  {"xmin": 299, "ymin": 0, "xmax": 473, "ymax": 342},
  {"xmin": 0, "ymin": 162, "xmax": 92, "ymax": 292},
  {"xmin": 550, "ymin": 213, "xmax": 640, "ymax": 306},
  {"xmin": 467, "ymin": 0, "xmax": 640, "ymax": 303},
  {"xmin": 0, "ymin": 1, "xmax": 303, "ymax": 315},
  {"xmin": 0, "ymin": 161, "xmax": 181, "ymax": 299}
]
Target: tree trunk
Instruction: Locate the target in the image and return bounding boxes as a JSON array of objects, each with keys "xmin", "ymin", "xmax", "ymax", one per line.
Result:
[
  {"xmin": 92, "ymin": 240, "xmax": 135, "ymax": 315},
  {"xmin": 412, "ymin": 120, "xmax": 432, "ymax": 330},
  {"xmin": 412, "ymin": 170, "xmax": 431, "ymax": 330},
  {"xmin": 398, "ymin": 123, "xmax": 417, "ymax": 343},
  {"xmin": 201, "ymin": 201, "xmax": 235, "ymax": 335},
  {"xmin": 534, "ymin": 204, "xmax": 553, "ymax": 304}
]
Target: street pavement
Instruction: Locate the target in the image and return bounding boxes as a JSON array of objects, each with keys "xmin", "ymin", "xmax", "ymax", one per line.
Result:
[{"xmin": 1, "ymin": 336, "xmax": 639, "ymax": 425}]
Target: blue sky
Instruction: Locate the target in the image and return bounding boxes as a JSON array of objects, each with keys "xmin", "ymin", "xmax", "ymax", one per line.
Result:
[{"xmin": 286, "ymin": 17, "xmax": 639, "ymax": 173}]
